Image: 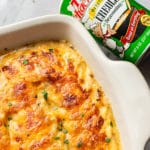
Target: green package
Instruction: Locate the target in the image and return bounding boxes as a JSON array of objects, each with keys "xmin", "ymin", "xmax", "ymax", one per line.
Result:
[{"xmin": 60, "ymin": 0, "xmax": 150, "ymax": 64}]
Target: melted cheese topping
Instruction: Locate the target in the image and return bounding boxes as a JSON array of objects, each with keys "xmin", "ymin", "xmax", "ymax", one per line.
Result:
[{"xmin": 0, "ymin": 40, "xmax": 121, "ymax": 150}]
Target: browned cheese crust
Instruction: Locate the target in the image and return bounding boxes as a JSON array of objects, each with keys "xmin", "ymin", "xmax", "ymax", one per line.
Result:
[{"xmin": 0, "ymin": 40, "xmax": 121, "ymax": 150}]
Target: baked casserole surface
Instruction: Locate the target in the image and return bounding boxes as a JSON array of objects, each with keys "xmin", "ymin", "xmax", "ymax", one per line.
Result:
[{"xmin": 0, "ymin": 40, "xmax": 121, "ymax": 150}]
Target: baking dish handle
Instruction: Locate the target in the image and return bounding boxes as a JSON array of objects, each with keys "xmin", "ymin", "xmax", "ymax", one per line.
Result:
[{"xmin": 108, "ymin": 61, "xmax": 150, "ymax": 150}]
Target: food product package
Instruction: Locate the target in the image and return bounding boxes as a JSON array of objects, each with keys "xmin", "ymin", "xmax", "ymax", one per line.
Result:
[{"xmin": 60, "ymin": 0, "xmax": 150, "ymax": 64}]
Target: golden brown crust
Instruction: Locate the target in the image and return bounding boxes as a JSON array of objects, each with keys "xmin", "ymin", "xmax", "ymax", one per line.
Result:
[{"xmin": 0, "ymin": 40, "xmax": 121, "ymax": 150}]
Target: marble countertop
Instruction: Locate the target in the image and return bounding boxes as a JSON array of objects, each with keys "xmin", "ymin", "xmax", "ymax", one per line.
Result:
[
  {"xmin": 0, "ymin": 0, "xmax": 60, "ymax": 26},
  {"xmin": 0, "ymin": 0, "xmax": 149, "ymax": 86}
]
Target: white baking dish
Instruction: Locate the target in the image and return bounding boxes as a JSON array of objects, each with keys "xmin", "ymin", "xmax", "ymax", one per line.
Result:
[{"xmin": 0, "ymin": 15, "xmax": 150, "ymax": 150}]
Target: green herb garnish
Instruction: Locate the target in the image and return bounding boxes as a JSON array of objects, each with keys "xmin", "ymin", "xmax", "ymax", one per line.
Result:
[
  {"xmin": 8, "ymin": 117, "xmax": 12, "ymax": 121},
  {"xmin": 49, "ymin": 48, "xmax": 54, "ymax": 52},
  {"xmin": 58, "ymin": 128, "xmax": 62, "ymax": 131},
  {"xmin": 77, "ymin": 141, "xmax": 82, "ymax": 148},
  {"xmin": 23, "ymin": 59, "xmax": 29, "ymax": 65},
  {"xmin": 54, "ymin": 136, "xmax": 60, "ymax": 140},
  {"xmin": 110, "ymin": 121, "xmax": 113, "ymax": 127},
  {"xmin": 58, "ymin": 120, "xmax": 64, "ymax": 131},
  {"xmin": 53, "ymin": 107, "xmax": 58, "ymax": 110},
  {"xmin": 37, "ymin": 103, "xmax": 40, "ymax": 106},
  {"xmin": 64, "ymin": 139, "xmax": 69, "ymax": 144},
  {"xmin": 59, "ymin": 121, "xmax": 63, "ymax": 127},
  {"xmin": 8, "ymin": 102, "xmax": 12, "ymax": 107},
  {"xmin": 63, "ymin": 129, "xmax": 68, "ymax": 134},
  {"xmin": 81, "ymin": 114, "xmax": 85, "ymax": 118},
  {"xmin": 42, "ymin": 90, "xmax": 48, "ymax": 100},
  {"xmin": 105, "ymin": 137, "xmax": 111, "ymax": 143}
]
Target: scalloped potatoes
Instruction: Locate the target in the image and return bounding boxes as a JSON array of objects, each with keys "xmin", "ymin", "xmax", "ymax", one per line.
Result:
[{"xmin": 0, "ymin": 40, "xmax": 121, "ymax": 150}]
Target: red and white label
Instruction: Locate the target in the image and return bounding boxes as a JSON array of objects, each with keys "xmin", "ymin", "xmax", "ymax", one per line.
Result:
[
  {"xmin": 121, "ymin": 9, "xmax": 145, "ymax": 44},
  {"xmin": 68, "ymin": 0, "xmax": 92, "ymax": 19}
]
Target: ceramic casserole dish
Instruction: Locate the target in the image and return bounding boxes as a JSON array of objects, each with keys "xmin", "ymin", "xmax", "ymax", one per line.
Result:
[{"xmin": 0, "ymin": 15, "xmax": 150, "ymax": 150}]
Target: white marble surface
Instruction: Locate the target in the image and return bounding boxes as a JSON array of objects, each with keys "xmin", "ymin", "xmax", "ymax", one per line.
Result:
[
  {"xmin": 0, "ymin": 0, "xmax": 60, "ymax": 26},
  {"xmin": 135, "ymin": 0, "xmax": 150, "ymax": 9},
  {"xmin": 0, "ymin": 0, "xmax": 149, "ymax": 86}
]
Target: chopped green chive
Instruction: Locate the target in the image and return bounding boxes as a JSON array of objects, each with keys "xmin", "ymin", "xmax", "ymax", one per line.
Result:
[
  {"xmin": 49, "ymin": 48, "xmax": 54, "ymax": 52},
  {"xmin": 63, "ymin": 129, "xmax": 68, "ymax": 134},
  {"xmin": 110, "ymin": 121, "xmax": 113, "ymax": 127},
  {"xmin": 42, "ymin": 90, "xmax": 48, "ymax": 101},
  {"xmin": 53, "ymin": 107, "xmax": 58, "ymax": 110},
  {"xmin": 105, "ymin": 137, "xmax": 111, "ymax": 143},
  {"xmin": 37, "ymin": 103, "xmax": 40, "ymax": 106},
  {"xmin": 23, "ymin": 59, "xmax": 29, "ymax": 65},
  {"xmin": 58, "ymin": 120, "xmax": 64, "ymax": 131},
  {"xmin": 64, "ymin": 139, "xmax": 69, "ymax": 144},
  {"xmin": 59, "ymin": 121, "xmax": 63, "ymax": 127},
  {"xmin": 77, "ymin": 141, "xmax": 82, "ymax": 148},
  {"xmin": 54, "ymin": 136, "xmax": 60, "ymax": 140},
  {"xmin": 8, "ymin": 102, "xmax": 12, "ymax": 107},
  {"xmin": 8, "ymin": 117, "xmax": 12, "ymax": 121},
  {"xmin": 81, "ymin": 114, "xmax": 85, "ymax": 118},
  {"xmin": 58, "ymin": 128, "xmax": 62, "ymax": 131}
]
